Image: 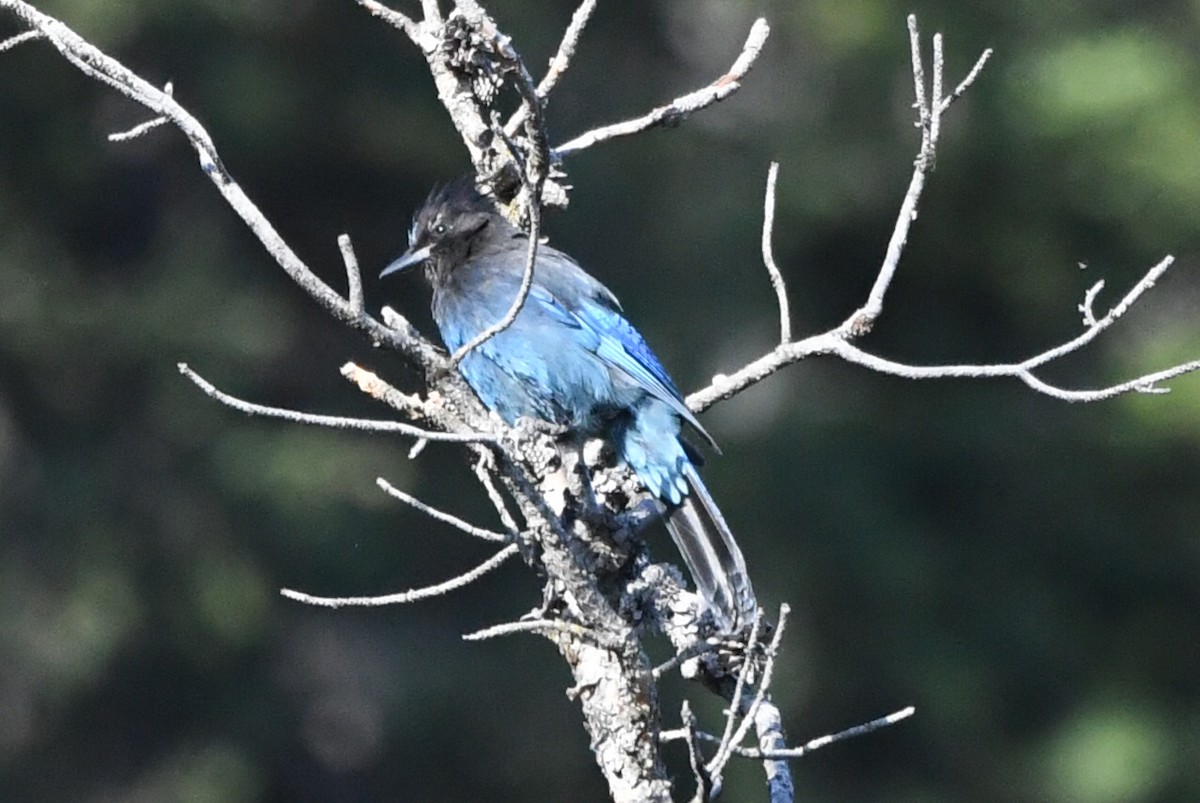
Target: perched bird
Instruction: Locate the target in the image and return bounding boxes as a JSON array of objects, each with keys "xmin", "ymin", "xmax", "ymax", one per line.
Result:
[{"xmin": 381, "ymin": 178, "xmax": 756, "ymax": 630}]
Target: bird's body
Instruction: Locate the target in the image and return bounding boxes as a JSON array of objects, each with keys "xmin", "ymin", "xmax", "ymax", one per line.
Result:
[{"xmin": 382, "ymin": 179, "xmax": 755, "ymax": 629}]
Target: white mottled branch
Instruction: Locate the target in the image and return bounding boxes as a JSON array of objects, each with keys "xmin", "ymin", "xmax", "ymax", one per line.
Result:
[
  {"xmin": 179, "ymin": 363, "xmax": 494, "ymax": 443},
  {"xmin": 377, "ymin": 477, "xmax": 511, "ymax": 543},
  {"xmin": 839, "ymin": 17, "xmax": 992, "ymax": 338},
  {"xmin": 0, "ymin": 27, "xmax": 37, "ymax": 50},
  {"xmin": 761, "ymin": 162, "xmax": 791, "ymax": 344},
  {"xmin": 280, "ymin": 543, "xmax": 519, "ymax": 608},
  {"xmin": 554, "ymin": 18, "xmax": 770, "ymax": 156}
]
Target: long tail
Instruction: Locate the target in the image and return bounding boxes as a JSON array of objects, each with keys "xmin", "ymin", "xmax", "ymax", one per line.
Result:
[{"xmin": 664, "ymin": 463, "xmax": 757, "ymax": 631}]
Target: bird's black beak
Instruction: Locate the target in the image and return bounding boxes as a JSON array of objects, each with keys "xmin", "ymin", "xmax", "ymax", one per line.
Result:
[{"xmin": 380, "ymin": 243, "xmax": 433, "ymax": 279}]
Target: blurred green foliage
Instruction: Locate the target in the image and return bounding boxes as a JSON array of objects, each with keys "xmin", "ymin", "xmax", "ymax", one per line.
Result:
[{"xmin": 2, "ymin": 1, "xmax": 1199, "ymax": 801}]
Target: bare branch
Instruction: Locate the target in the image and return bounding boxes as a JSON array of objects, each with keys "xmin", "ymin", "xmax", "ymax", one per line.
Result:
[
  {"xmin": 839, "ymin": 17, "xmax": 991, "ymax": 338},
  {"xmin": 449, "ymin": 192, "xmax": 541, "ymax": 366},
  {"xmin": 1024, "ymin": 256, "xmax": 1173, "ymax": 370},
  {"xmin": 472, "ymin": 454, "xmax": 522, "ymax": 535},
  {"xmin": 664, "ymin": 705, "xmax": 915, "ymax": 760},
  {"xmin": 353, "ymin": 0, "xmax": 423, "ymax": 42},
  {"xmin": 280, "ymin": 543, "xmax": 519, "ymax": 608},
  {"xmin": 679, "ymin": 701, "xmax": 711, "ymax": 803},
  {"xmin": 0, "ymin": 27, "xmax": 37, "ymax": 51},
  {"xmin": 535, "ymin": 0, "xmax": 597, "ymax": 98},
  {"xmin": 928, "ymin": 33, "xmax": 944, "ymax": 153},
  {"xmin": 682, "ymin": 21, "xmax": 1194, "ymax": 419},
  {"xmin": 0, "ymin": 0, "xmax": 443, "ymax": 370},
  {"xmin": 420, "ymin": 0, "xmax": 442, "ymax": 25},
  {"xmin": 447, "ymin": 16, "xmax": 549, "ymax": 366},
  {"xmin": 109, "ymin": 80, "xmax": 172, "ymax": 141},
  {"xmin": 462, "ymin": 617, "xmax": 624, "ymax": 650},
  {"xmin": 1080, "ymin": 279, "xmax": 1105, "ymax": 327},
  {"xmin": 337, "ymin": 233, "xmax": 365, "ymax": 317},
  {"xmin": 690, "ymin": 253, "xmax": 1196, "ymax": 411},
  {"xmin": 710, "ymin": 605, "xmax": 788, "ymax": 782},
  {"xmin": 940, "ymin": 46, "xmax": 994, "ymax": 113},
  {"xmin": 505, "ymin": 0, "xmax": 598, "ymax": 137},
  {"xmin": 553, "ymin": 18, "xmax": 770, "ymax": 156},
  {"xmin": 710, "ymin": 611, "xmax": 764, "ymax": 776},
  {"xmin": 829, "ymin": 337, "xmax": 1200, "ymax": 402},
  {"xmin": 761, "ymin": 162, "xmax": 791, "ymax": 344},
  {"xmin": 340, "ymin": 362, "xmax": 434, "ymax": 421},
  {"xmin": 179, "ymin": 362, "xmax": 494, "ymax": 443},
  {"xmin": 759, "ymin": 706, "xmax": 916, "ymax": 760},
  {"xmin": 377, "ymin": 477, "xmax": 511, "ymax": 543}
]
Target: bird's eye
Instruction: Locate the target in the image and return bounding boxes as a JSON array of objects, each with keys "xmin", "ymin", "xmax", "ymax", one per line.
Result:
[{"xmin": 432, "ymin": 222, "xmax": 447, "ymax": 236}]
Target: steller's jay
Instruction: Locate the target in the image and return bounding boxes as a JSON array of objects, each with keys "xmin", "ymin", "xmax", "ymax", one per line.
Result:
[{"xmin": 380, "ymin": 178, "xmax": 756, "ymax": 630}]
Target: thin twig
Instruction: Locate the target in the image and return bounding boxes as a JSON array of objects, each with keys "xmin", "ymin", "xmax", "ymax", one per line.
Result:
[
  {"xmin": 554, "ymin": 18, "xmax": 770, "ymax": 156},
  {"xmin": 447, "ymin": 14, "xmax": 549, "ymax": 367},
  {"xmin": 462, "ymin": 617, "xmax": 623, "ymax": 650},
  {"xmin": 420, "ymin": 0, "xmax": 441, "ymax": 24},
  {"xmin": 1, "ymin": 0, "xmax": 446, "ymax": 371},
  {"xmin": 761, "ymin": 162, "xmax": 791, "ymax": 344},
  {"xmin": 759, "ymin": 706, "xmax": 916, "ymax": 759},
  {"xmin": 651, "ymin": 639, "xmax": 719, "ymax": 680},
  {"xmin": 940, "ymin": 47, "xmax": 994, "ymax": 112},
  {"xmin": 0, "ymin": 27, "xmax": 38, "ymax": 51},
  {"xmin": 338, "ymin": 233, "xmax": 364, "ymax": 316},
  {"xmin": 179, "ymin": 362, "xmax": 493, "ymax": 443},
  {"xmin": 506, "ymin": 0, "xmax": 598, "ymax": 135},
  {"xmin": 109, "ymin": 81, "xmax": 173, "ymax": 141},
  {"xmin": 340, "ymin": 362, "xmax": 433, "ymax": 421},
  {"xmin": 838, "ymin": 16, "xmax": 996, "ymax": 339},
  {"xmin": 710, "ymin": 611, "xmax": 763, "ymax": 775},
  {"xmin": 536, "ymin": 0, "xmax": 596, "ymax": 98},
  {"xmin": 1080, "ymin": 279, "xmax": 1105, "ymax": 327},
  {"xmin": 710, "ymin": 605, "xmax": 788, "ymax": 781},
  {"xmin": 448, "ymin": 192, "xmax": 541, "ymax": 366},
  {"xmin": 663, "ymin": 705, "xmax": 916, "ymax": 760},
  {"xmin": 472, "ymin": 454, "xmax": 522, "ymax": 535},
  {"xmin": 280, "ymin": 543, "xmax": 519, "ymax": 608},
  {"xmin": 907, "ymin": 15, "xmax": 931, "ymax": 157},
  {"xmin": 928, "ymin": 33, "xmax": 944, "ymax": 156},
  {"xmin": 377, "ymin": 477, "xmax": 511, "ymax": 543},
  {"xmin": 679, "ymin": 701, "xmax": 711, "ymax": 803},
  {"xmin": 109, "ymin": 115, "xmax": 167, "ymax": 141},
  {"xmin": 353, "ymin": 0, "xmax": 422, "ymax": 42}
]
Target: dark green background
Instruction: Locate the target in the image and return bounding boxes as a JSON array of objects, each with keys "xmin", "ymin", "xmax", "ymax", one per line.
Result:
[{"xmin": 2, "ymin": 1, "xmax": 1198, "ymax": 801}]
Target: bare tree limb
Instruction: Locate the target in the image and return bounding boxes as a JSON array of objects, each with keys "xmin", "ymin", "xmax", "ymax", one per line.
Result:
[
  {"xmin": 663, "ymin": 705, "xmax": 915, "ymax": 760},
  {"xmin": 689, "ymin": 252, "xmax": 1196, "ymax": 412},
  {"xmin": 472, "ymin": 453, "xmax": 523, "ymax": 535},
  {"xmin": 377, "ymin": 477, "xmax": 511, "ymax": 543},
  {"xmin": 839, "ymin": 19, "xmax": 991, "ymax": 338},
  {"xmin": 179, "ymin": 363, "xmax": 494, "ymax": 443},
  {"xmin": 505, "ymin": 0, "xmax": 598, "ymax": 136},
  {"xmin": 761, "ymin": 162, "xmax": 791, "ymax": 344},
  {"xmin": 461, "ymin": 617, "xmax": 624, "ymax": 651},
  {"xmin": 686, "ymin": 19, "xmax": 1196, "ymax": 419},
  {"xmin": 0, "ymin": 27, "xmax": 37, "ymax": 50},
  {"xmin": 553, "ymin": 18, "xmax": 770, "ymax": 156},
  {"xmin": 535, "ymin": 0, "xmax": 596, "ymax": 99},
  {"xmin": 448, "ymin": 173, "xmax": 543, "ymax": 366},
  {"xmin": 280, "ymin": 543, "xmax": 519, "ymax": 608},
  {"xmin": 709, "ymin": 605, "xmax": 789, "ymax": 783},
  {"xmin": 1, "ymin": 0, "xmax": 448, "ymax": 370},
  {"xmin": 338, "ymin": 233, "xmax": 365, "ymax": 317},
  {"xmin": 711, "ymin": 611, "xmax": 764, "ymax": 775},
  {"xmin": 354, "ymin": 0, "xmax": 423, "ymax": 42}
]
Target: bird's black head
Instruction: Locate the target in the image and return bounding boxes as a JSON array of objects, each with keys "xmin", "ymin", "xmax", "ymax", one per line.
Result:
[{"xmin": 380, "ymin": 177, "xmax": 511, "ymax": 284}]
